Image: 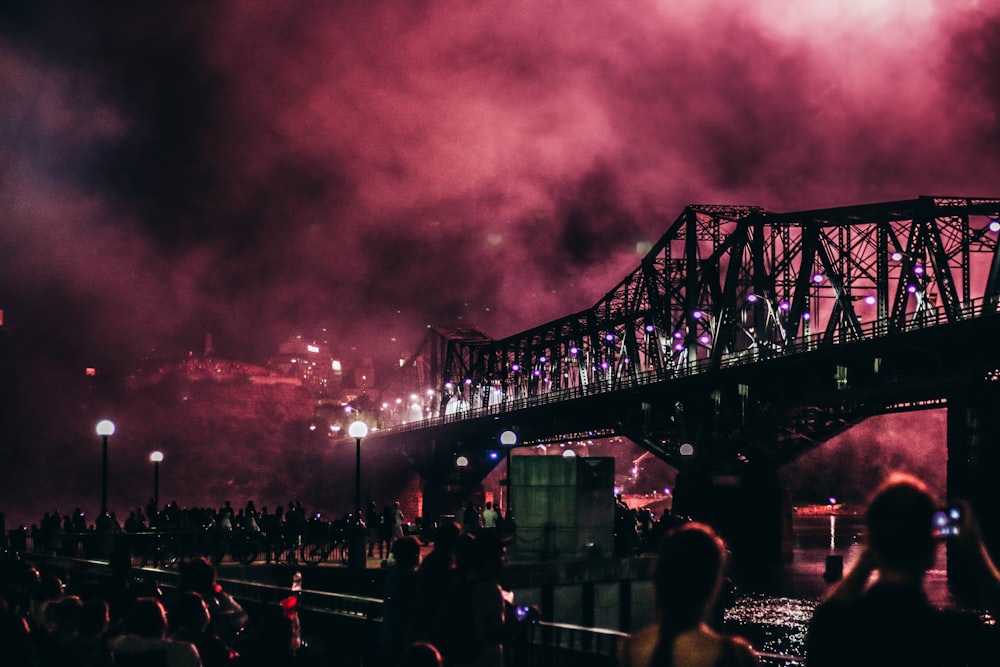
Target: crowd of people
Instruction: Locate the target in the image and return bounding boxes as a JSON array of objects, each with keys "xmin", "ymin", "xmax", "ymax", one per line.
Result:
[{"xmin": 5, "ymin": 471, "xmax": 1000, "ymax": 666}]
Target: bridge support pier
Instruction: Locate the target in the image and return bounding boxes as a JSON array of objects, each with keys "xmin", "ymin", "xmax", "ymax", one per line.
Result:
[
  {"xmin": 947, "ymin": 382, "xmax": 1000, "ymax": 602},
  {"xmin": 672, "ymin": 468, "xmax": 792, "ymax": 578}
]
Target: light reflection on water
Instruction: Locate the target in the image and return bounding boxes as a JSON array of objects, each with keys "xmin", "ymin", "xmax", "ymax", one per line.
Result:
[{"xmin": 722, "ymin": 513, "xmax": 954, "ymax": 659}]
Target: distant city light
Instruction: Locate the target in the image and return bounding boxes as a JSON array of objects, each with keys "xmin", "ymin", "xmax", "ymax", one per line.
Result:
[{"xmin": 306, "ymin": 344, "xmax": 320, "ymax": 353}]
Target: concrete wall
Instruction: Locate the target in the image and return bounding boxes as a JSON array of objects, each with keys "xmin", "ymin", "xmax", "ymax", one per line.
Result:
[{"xmin": 509, "ymin": 456, "xmax": 615, "ymax": 560}]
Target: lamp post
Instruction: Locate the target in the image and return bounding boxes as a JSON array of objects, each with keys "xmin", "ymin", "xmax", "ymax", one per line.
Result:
[
  {"xmin": 499, "ymin": 430, "xmax": 518, "ymax": 517},
  {"xmin": 149, "ymin": 451, "xmax": 164, "ymax": 511},
  {"xmin": 456, "ymin": 455, "xmax": 469, "ymax": 507},
  {"xmin": 347, "ymin": 420, "xmax": 368, "ymax": 569},
  {"xmin": 96, "ymin": 419, "xmax": 115, "ymax": 516}
]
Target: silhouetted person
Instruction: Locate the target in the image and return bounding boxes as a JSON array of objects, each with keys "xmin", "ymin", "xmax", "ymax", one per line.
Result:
[
  {"xmin": 36, "ymin": 594, "xmax": 84, "ymax": 667},
  {"xmin": 169, "ymin": 591, "xmax": 234, "ymax": 667},
  {"xmin": 400, "ymin": 640, "xmax": 444, "ymax": 667},
  {"xmin": 107, "ymin": 597, "xmax": 202, "ymax": 667},
  {"xmin": 177, "ymin": 558, "xmax": 247, "ymax": 644},
  {"xmin": 412, "ymin": 521, "xmax": 461, "ymax": 654},
  {"xmin": 367, "ymin": 500, "xmax": 383, "ymax": 559},
  {"xmin": 440, "ymin": 532, "xmax": 507, "ymax": 667},
  {"xmin": 624, "ymin": 523, "xmax": 758, "ymax": 667},
  {"xmin": 462, "ymin": 502, "xmax": 480, "ymax": 535},
  {"xmin": 378, "ymin": 536, "xmax": 421, "ymax": 667},
  {"xmin": 0, "ymin": 596, "xmax": 36, "ymax": 666},
  {"xmin": 806, "ymin": 473, "xmax": 1000, "ymax": 666}
]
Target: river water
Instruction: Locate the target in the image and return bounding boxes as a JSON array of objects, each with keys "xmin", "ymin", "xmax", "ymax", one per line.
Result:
[{"xmin": 723, "ymin": 512, "xmax": 954, "ymax": 660}]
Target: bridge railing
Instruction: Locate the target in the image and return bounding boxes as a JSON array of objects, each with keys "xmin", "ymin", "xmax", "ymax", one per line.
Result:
[{"xmin": 377, "ymin": 295, "xmax": 998, "ymax": 438}]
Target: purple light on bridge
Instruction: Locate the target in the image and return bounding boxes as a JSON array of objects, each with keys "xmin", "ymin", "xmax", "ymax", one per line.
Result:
[
  {"xmin": 692, "ymin": 309, "xmax": 704, "ymax": 320},
  {"xmin": 673, "ymin": 331, "xmax": 683, "ymax": 339},
  {"xmin": 990, "ymin": 220, "xmax": 1000, "ymax": 233},
  {"xmin": 907, "ymin": 284, "xmax": 918, "ymax": 293},
  {"xmin": 812, "ymin": 273, "xmax": 824, "ymax": 284},
  {"xmin": 511, "ymin": 363, "xmax": 521, "ymax": 372},
  {"xmin": 892, "ymin": 251, "xmax": 904, "ymax": 261},
  {"xmin": 533, "ymin": 369, "xmax": 541, "ymax": 376},
  {"xmin": 747, "ymin": 293, "xmax": 759, "ymax": 303},
  {"xmin": 779, "ymin": 301, "xmax": 790, "ymax": 311},
  {"xmin": 600, "ymin": 361, "xmax": 609, "ymax": 369},
  {"xmin": 864, "ymin": 295, "xmax": 876, "ymax": 305},
  {"xmin": 913, "ymin": 265, "xmax": 924, "ymax": 275},
  {"xmin": 802, "ymin": 311, "xmax": 811, "ymax": 321},
  {"xmin": 569, "ymin": 346, "xmax": 579, "ymax": 355},
  {"xmin": 605, "ymin": 333, "xmax": 615, "ymax": 342},
  {"xmin": 674, "ymin": 342, "xmax": 684, "ymax": 351},
  {"xmin": 539, "ymin": 355, "xmax": 547, "ymax": 363},
  {"xmin": 698, "ymin": 334, "xmax": 711, "ymax": 345},
  {"xmin": 464, "ymin": 378, "xmax": 472, "ymax": 385}
]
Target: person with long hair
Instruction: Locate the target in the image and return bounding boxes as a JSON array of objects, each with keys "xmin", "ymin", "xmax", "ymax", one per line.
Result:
[{"xmin": 624, "ymin": 523, "xmax": 758, "ymax": 667}]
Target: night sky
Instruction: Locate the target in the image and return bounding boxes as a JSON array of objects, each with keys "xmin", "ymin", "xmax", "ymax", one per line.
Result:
[{"xmin": 1, "ymin": 1, "xmax": 998, "ymax": 526}]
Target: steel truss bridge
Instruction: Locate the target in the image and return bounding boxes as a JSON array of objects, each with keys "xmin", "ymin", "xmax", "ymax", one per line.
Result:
[{"xmin": 368, "ymin": 196, "xmax": 1000, "ymax": 483}]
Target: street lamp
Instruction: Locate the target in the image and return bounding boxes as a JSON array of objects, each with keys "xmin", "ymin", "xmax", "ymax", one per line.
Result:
[
  {"xmin": 347, "ymin": 420, "xmax": 368, "ymax": 569},
  {"xmin": 498, "ymin": 430, "xmax": 518, "ymax": 516},
  {"xmin": 96, "ymin": 419, "xmax": 115, "ymax": 516},
  {"xmin": 456, "ymin": 455, "xmax": 469, "ymax": 506},
  {"xmin": 149, "ymin": 451, "xmax": 164, "ymax": 512}
]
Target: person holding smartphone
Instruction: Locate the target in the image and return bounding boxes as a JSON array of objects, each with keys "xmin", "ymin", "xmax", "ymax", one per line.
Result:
[{"xmin": 806, "ymin": 472, "xmax": 1000, "ymax": 666}]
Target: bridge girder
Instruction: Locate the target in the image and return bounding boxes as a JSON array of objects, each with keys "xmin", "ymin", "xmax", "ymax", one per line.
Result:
[{"xmin": 390, "ymin": 197, "xmax": 1000, "ymax": 470}]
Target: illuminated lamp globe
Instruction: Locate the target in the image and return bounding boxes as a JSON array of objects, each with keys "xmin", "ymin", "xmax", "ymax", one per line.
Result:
[
  {"xmin": 348, "ymin": 421, "xmax": 369, "ymax": 439},
  {"xmin": 499, "ymin": 430, "xmax": 518, "ymax": 446},
  {"xmin": 679, "ymin": 443, "xmax": 695, "ymax": 456},
  {"xmin": 149, "ymin": 451, "xmax": 164, "ymax": 463},
  {"xmin": 456, "ymin": 455, "xmax": 469, "ymax": 468},
  {"xmin": 96, "ymin": 420, "xmax": 115, "ymax": 437}
]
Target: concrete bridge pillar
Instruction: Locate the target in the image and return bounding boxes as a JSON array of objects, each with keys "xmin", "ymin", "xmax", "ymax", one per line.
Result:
[
  {"xmin": 672, "ymin": 468, "xmax": 792, "ymax": 578},
  {"xmin": 947, "ymin": 382, "xmax": 1000, "ymax": 602}
]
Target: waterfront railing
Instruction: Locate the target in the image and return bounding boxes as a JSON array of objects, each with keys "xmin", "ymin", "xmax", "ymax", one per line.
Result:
[{"xmin": 13, "ymin": 550, "xmax": 803, "ymax": 666}]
